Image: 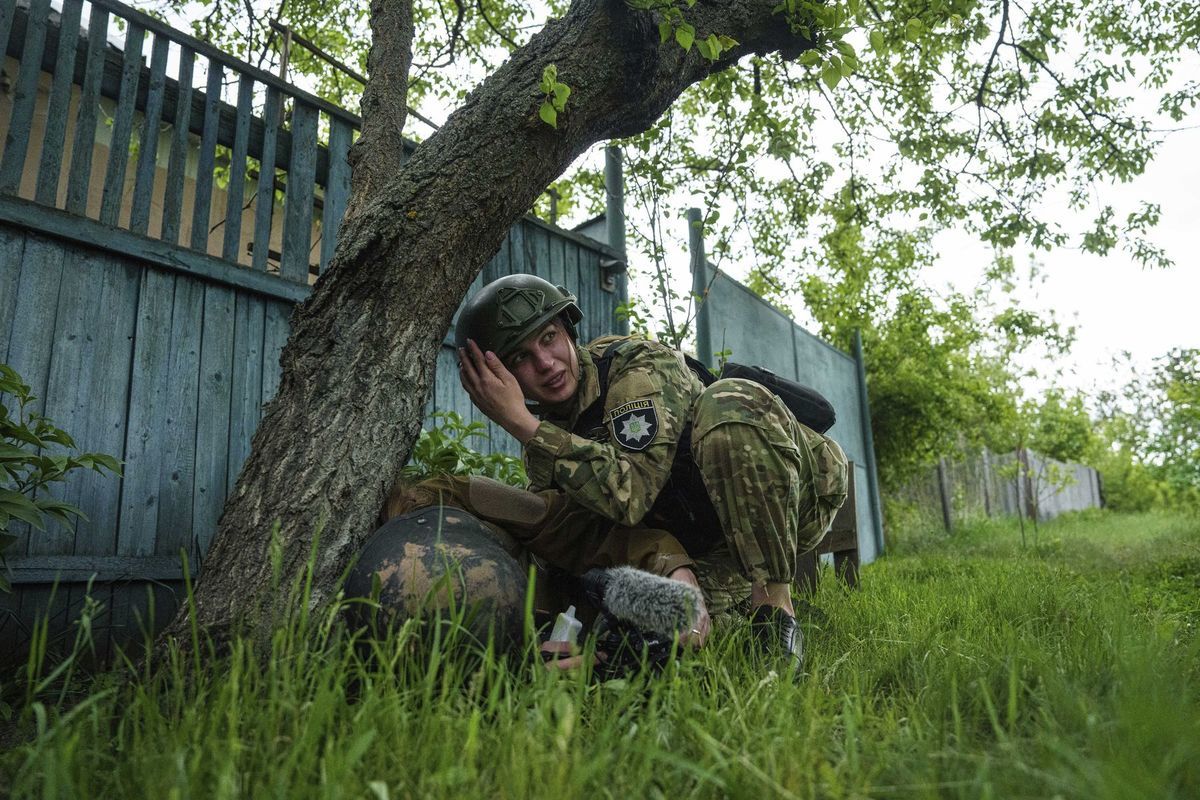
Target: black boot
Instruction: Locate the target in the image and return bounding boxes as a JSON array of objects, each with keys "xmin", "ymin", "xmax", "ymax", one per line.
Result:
[{"xmin": 749, "ymin": 605, "xmax": 803, "ymax": 676}]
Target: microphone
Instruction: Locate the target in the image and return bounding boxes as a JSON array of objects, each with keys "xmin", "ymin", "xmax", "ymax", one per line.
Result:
[{"xmin": 580, "ymin": 566, "xmax": 702, "ymax": 639}]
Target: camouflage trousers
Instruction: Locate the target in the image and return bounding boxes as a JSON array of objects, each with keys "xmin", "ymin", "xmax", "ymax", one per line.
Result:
[
  {"xmin": 690, "ymin": 378, "xmax": 849, "ymax": 617},
  {"xmin": 384, "ymin": 379, "xmax": 848, "ymax": 619}
]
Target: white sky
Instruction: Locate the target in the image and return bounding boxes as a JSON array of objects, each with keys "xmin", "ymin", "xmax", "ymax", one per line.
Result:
[{"xmin": 920, "ymin": 125, "xmax": 1200, "ymax": 399}]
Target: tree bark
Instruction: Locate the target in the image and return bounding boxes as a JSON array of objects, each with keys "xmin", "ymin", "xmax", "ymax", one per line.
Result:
[
  {"xmin": 344, "ymin": 0, "xmax": 413, "ymax": 219},
  {"xmin": 164, "ymin": 0, "xmax": 813, "ymax": 646}
]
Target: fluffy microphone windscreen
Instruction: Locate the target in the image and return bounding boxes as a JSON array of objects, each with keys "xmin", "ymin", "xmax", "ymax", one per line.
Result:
[{"xmin": 597, "ymin": 566, "xmax": 703, "ymax": 638}]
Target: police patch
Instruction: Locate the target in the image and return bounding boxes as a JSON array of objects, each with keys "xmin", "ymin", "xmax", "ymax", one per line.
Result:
[{"xmin": 607, "ymin": 399, "xmax": 659, "ymax": 451}]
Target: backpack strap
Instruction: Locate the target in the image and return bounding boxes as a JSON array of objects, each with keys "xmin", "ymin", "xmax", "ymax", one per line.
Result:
[{"xmin": 572, "ymin": 339, "xmax": 627, "ymax": 440}]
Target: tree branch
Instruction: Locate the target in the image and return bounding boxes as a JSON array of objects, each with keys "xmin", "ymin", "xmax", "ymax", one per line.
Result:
[{"xmin": 345, "ymin": 0, "xmax": 414, "ymax": 218}]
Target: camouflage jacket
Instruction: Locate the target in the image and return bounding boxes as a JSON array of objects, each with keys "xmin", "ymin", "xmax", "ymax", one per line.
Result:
[{"xmin": 524, "ymin": 336, "xmax": 706, "ymax": 527}]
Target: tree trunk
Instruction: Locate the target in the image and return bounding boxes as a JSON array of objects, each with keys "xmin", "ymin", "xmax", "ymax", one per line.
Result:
[{"xmin": 164, "ymin": 0, "xmax": 813, "ymax": 646}]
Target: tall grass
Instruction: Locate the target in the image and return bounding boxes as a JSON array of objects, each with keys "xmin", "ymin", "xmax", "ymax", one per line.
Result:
[{"xmin": 1, "ymin": 510, "xmax": 1197, "ymax": 799}]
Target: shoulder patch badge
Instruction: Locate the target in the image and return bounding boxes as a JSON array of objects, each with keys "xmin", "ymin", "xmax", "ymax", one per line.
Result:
[{"xmin": 607, "ymin": 399, "xmax": 659, "ymax": 451}]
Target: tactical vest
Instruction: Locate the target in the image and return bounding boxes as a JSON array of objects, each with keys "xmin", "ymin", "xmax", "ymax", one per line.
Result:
[{"xmin": 571, "ymin": 341, "xmax": 725, "ymax": 557}]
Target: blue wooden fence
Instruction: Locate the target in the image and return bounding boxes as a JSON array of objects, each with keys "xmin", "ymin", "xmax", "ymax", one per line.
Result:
[{"xmin": 0, "ymin": 0, "xmax": 626, "ymax": 658}]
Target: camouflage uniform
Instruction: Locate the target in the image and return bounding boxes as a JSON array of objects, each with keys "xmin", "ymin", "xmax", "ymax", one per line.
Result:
[
  {"xmin": 389, "ymin": 335, "xmax": 848, "ymax": 620},
  {"xmin": 526, "ymin": 335, "xmax": 848, "ymax": 616}
]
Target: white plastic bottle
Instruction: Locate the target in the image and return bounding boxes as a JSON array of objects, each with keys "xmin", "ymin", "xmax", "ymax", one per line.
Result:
[{"xmin": 549, "ymin": 604, "xmax": 582, "ymax": 645}]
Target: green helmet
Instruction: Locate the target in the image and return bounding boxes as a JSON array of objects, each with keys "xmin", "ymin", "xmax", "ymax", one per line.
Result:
[
  {"xmin": 345, "ymin": 505, "xmax": 527, "ymax": 650},
  {"xmin": 455, "ymin": 274, "xmax": 583, "ymax": 359}
]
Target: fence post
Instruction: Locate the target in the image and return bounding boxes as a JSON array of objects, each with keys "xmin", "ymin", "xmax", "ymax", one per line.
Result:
[
  {"xmin": 852, "ymin": 330, "xmax": 885, "ymax": 555},
  {"xmin": 687, "ymin": 207, "xmax": 713, "ymax": 369},
  {"xmin": 981, "ymin": 448, "xmax": 993, "ymax": 517},
  {"xmin": 937, "ymin": 457, "xmax": 954, "ymax": 533},
  {"xmin": 604, "ymin": 145, "xmax": 629, "ymax": 334}
]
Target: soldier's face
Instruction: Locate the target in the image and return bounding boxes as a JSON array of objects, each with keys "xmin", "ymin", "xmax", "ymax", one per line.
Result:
[{"xmin": 505, "ymin": 320, "xmax": 579, "ymax": 406}]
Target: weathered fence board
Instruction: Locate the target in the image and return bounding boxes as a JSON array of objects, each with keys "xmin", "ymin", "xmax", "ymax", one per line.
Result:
[
  {"xmin": 129, "ymin": 33, "xmax": 171, "ymax": 235},
  {"xmin": 64, "ymin": 5, "xmax": 109, "ymax": 216},
  {"xmin": 192, "ymin": 284, "xmax": 236, "ymax": 560},
  {"xmin": 34, "ymin": 0, "xmax": 83, "ymax": 207},
  {"xmin": 221, "ymin": 75, "xmax": 255, "ymax": 262},
  {"xmin": 251, "ymin": 88, "xmax": 283, "ymax": 273},
  {"xmin": 0, "ymin": 0, "xmax": 52, "ymax": 195},
  {"xmin": 280, "ymin": 101, "xmax": 319, "ymax": 281},
  {"xmin": 99, "ymin": 22, "xmax": 145, "ymax": 227},
  {"xmin": 160, "ymin": 48, "xmax": 195, "ymax": 244},
  {"xmin": 73, "ymin": 258, "xmax": 140, "ymax": 557},
  {"xmin": 156, "ymin": 279, "xmax": 205, "ymax": 559},
  {"xmin": 0, "ymin": 227, "xmax": 26, "ymax": 359},
  {"xmin": 118, "ymin": 268, "xmax": 177, "ymax": 556}
]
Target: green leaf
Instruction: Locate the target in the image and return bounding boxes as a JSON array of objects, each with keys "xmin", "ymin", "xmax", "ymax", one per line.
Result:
[
  {"xmin": 539, "ymin": 64, "xmax": 558, "ymax": 94},
  {"xmin": 696, "ymin": 38, "xmax": 713, "ymax": 60},
  {"xmin": 659, "ymin": 20, "xmax": 672, "ymax": 44},
  {"xmin": 90, "ymin": 453, "xmax": 122, "ymax": 474},
  {"xmin": 904, "ymin": 18, "xmax": 924, "ymax": 42},
  {"xmin": 552, "ymin": 82, "xmax": 571, "ymax": 111},
  {"xmin": 0, "ymin": 493, "xmax": 46, "ymax": 530},
  {"xmin": 538, "ymin": 101, "xmax": 558, "ymax": 128},
  {"xmin": 799, "ymin": 49, "xmax": 820, "ymax": 67},
  {"xmin": 821, "ymin": 64, "xmax": 841, "ymax": 90},
  {"xmin": 675, "ymin": 23, "xmax": 695, "ymax": 52},
  {"xmin": 717, "ymin": 35, "xmax": 739, "ymax": 51}
]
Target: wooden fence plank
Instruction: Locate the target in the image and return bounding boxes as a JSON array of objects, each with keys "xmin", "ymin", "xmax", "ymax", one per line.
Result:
[
  {"xmin": 221, "ymin": 75, "xmax": 254, "ymax": 263},
  {"xmin": 155, "ymin": 279, "xmax": 204, "ymax": 558},
  {"xmin": 161, "ymin": 48, "xmax": 196, "ymax": 245},
  {"xmin": 250, "ymin": 87, "xmax": 282, "ymax": 273},
  {"xmin": 190, "ymin": 63, "xmax": 225, "ymax": 252},
  {"xmin": 549, "ymin": 231, "xmax": 566, "ymax": 288},
  {"xmin": 4, "ymin": 236, "xmax": 66, "ymax": 555},
  {"xmin": 280, "ymin": 101, "xmax": 318, "ymax": 283},
  {"xmin": 226, "ymin": 293, "xmax": 265, "ymax": 494},
  {"xmin": 260, "ymin": 299, "xmax": 290, "ymax": 407},
  {"xmin": 99, "ymin": 22, "xmax": 146, "ymax": 227},
  {"xmin": 116, "ymin": 269, "xmax": 176, "ymax": 556},
  {"xmin": 32, "ymin": 247, "xmax": 107, "ymax": 557},
  {"xmin": 0, "ymin": 227, "xmax": 27, "ymax": 363},
  {"xmin": 34, "ymin": 0, "xmax": 84, "ymax": 206},
  {"xmin": 65, "ymin": 6, "xmax": 110, "ymax": 217},
  {"xmin": 73, "ymin": 257, "xmax": 139, "ymax": 557},
  {"xmin": 0, "ymin": 0, "xmax": 52, "ymax": 195},
  {"xmin": 510, "ymin": 220, "xmax": 529, "ymax": 273},
  {"xmin": 0, "ymin": 0, "xmax": 17, "ymax": 74},
  {"xmin": 532, "ymin": 224, "xmax": 550, "ymax": 278},
  {"xmin": 192, "ymin": 285, "xmax": 235, "ymax": 560},
  {"xmin": 319, "ymin": 118, "xmax": 352, "ymax": 272},
  {"xmin": 3, "ymin": 555, "xmax": 177, "ymax": 583},
  {"xmin": 129, "ymin": 33, "xmax": 171, "ymax": 235}
]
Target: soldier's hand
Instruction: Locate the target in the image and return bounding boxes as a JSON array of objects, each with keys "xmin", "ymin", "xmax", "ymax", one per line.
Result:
[
  {"xmin": 670, "ymin": 566, "xmax": 711, "ymax": 648},
  {"xmin": 458, "ymin": 339, "xmax": 540, "ymax": 442}
]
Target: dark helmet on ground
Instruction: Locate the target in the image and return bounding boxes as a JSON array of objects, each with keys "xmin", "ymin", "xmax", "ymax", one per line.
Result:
[
  {"xmin": 455, "ymin": 273, "xmax": 583, "ymax": 360},
  {"xmin": 345, "ymin": 505, "xmax": 527, "ymax": 650}
]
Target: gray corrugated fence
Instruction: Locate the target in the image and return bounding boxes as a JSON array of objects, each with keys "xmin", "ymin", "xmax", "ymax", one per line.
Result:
[
  {"xmin": 690, "ymin": 220, "xmax": 885, "ymax": 564},
  {"xmin": 0, "ymin": 0, "xmax": 626, "ymax": 658}
]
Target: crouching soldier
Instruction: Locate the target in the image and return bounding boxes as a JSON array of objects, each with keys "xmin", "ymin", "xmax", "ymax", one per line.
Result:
[{"xmin": 387, "ymin": 274, "xmax": 848, "ymax": 674}]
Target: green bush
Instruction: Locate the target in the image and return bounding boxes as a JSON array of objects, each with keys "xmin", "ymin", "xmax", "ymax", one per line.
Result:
[
  {"xmin": 0, "ymin": 364, "xmax": 121, "ymax": 591},
  {"xmin": 401, "ymin": 411, "xmax": 527, "ymax": 487}
]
